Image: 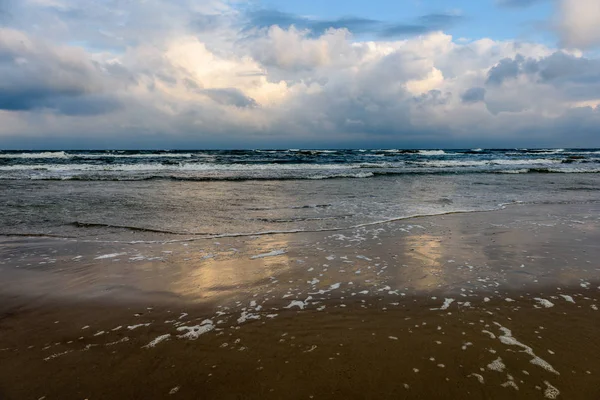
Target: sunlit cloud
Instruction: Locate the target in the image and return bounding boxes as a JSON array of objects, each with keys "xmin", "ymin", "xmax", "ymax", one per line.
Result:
[{"xmin": 0, "ymin": 0, "xmax": 599, "ymax": 148}]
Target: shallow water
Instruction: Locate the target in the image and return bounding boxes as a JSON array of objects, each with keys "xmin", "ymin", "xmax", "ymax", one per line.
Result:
[
  {"xmin": 2, "ymin": 173, "xmax": 600, "ymax": 240},
  {"xmin": 1, "ymin": 203, "xmax": 599, "ymax": 306},
  {"xmin": 1, "ymin": 197, "xmax": 600, "ymax": 399}
]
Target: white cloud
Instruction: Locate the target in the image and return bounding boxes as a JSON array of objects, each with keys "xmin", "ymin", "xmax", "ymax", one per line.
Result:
[
  {"xmin": 0, "ymin": 0, "xmax": 599, "ymax": 147},
  {"xmin": 558, "ymin": 0, "xmax": 600, "ymax": 49}
]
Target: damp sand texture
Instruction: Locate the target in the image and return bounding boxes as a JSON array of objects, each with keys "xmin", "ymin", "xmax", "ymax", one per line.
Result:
[{"xmin": 1, "ymin": 203, "xmax": 600, "ymax": 399}]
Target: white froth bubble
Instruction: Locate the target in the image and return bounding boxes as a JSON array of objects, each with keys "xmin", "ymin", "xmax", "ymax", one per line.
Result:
[
  {"xmin": 543, "ymin": 381, "xmax": 560, "ymax": 399},
  {"xmin": 495, "ymin": 324, "xmax": 559, "ymax": 375},
  {"xmin": 487, "ymin": 358, "xmax": 506, "ymax": 372},
  {"xmin": 534, "ymin": 298, "xmax": 555, "ymax": 308},
  {"xmin": 468, "ymin": 373, "xmax": 484, "ymax": 384},
  {"xmin": 143, "ymin": 334, "xmax": 171, "ymax": 348},
  {"xmin": 560, "ymin": 295, "xmax": 575, "ymax": 303},
  {"xmin": 43, "ymin": 350, "xmax": 73, "ymax": 362},
  {"xmin": 501, "ymin": 380, "xmax": 519, "ymax": 390},
  {"xmin": 284, "ymin": 301, "xmax": 306, "ymax": 310},
  {"xmin": 94, "ymin": 252, "xmax": 127, "ymax": 260},
  {"xmin": 482, "ymin": 330, "xmax": 496, "ymax": 339},
  {"xmin": 177, "ymin": 320, "xmax": 215, "ymax": 340},
  {"xmin": 128, "ymin": 323, "xmax": 151, "ymax": 330}
]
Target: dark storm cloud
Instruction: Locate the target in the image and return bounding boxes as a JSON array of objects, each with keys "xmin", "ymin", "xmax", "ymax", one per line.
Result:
[
  {"xmin": 0, "ymin": 85, "xmax": 122, "ymax": 115},
  {"xmin": 487, "ymin": 57, "xmax": 522, "ymax": 85},
  {"xmin": 0, "ymin": 28, "xmax": 123, "ymax": 116},
  {"xmin": 536, "ymin": 52, "xmax": 600, "ymax": 84},
  {"xmin": 0, "ymin": 87, "xmax": 81, "ymax": 111},
  {"xmin": 461, "ymin": 87, "xmax": 486, "ymax": 103},
  {"xmin": 486, "ymin": 54, "xmax": 539, "ymax": 85},
  {"xmin": 486, "ymin": 52, "xmax": 600, "ymax": 100}
]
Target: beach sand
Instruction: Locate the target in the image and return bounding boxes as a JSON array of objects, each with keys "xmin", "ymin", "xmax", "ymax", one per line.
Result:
[{"xmin": 1, "ymin": 203, "xmax": 599, "ymax": 399}]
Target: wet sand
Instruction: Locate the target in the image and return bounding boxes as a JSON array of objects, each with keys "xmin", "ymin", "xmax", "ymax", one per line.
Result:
[{"xmin": 1, "ymin": 203, "xmax": 600, "ymax": 399}]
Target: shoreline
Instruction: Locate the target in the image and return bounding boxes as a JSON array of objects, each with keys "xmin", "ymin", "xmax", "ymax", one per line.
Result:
[
  {"xmin": 1, "ymin": 199, "xmax": 598, "ymax": 243},
  {"xmin": 1, "ymin": 202, "xmax": 600, "ymax": 398}
]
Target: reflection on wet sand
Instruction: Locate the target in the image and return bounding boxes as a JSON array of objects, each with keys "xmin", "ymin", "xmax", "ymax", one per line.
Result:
[
  {"xmin": 172, "ymin": 237, "xmax": 293, "ymax": 302},
  {"xmin": 2, "ymin": 203, "xmax": 600, "ymax": 399},
  {"xmin": 1, "ymin": 203, "xmax": 599, "ymax": 305},
  {"xmin": 400, "ymin": 234, "xmax": 445, "ymax": 291}
]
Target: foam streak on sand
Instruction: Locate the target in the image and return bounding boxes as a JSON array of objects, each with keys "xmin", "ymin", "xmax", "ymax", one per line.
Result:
[
  {"xmin": 284, "ymin": 296, "xmax": 314, "ymax": 310},
  {"xmin": 560, "ymin": 295, "xmax": 575, "ymax": 303},
  {"xmin": 431, "ymin": 298, "xmax": 454, "ymax": 310},
  {"xmin": 177, "ymin": 320, "xmax": 215, "ymax": 340},
  {"xmin": 544, "ymin": 381, "xmax": 560, "ymax": 399},
  {"xmin": 487, "ymin": 357, "xmax": 506, "ymax": 372},
  {"xmin": 94, "ymin": 253, "xmax": 126, "ymax": 260},
  {"xmin": 44, "ymin": 350, "xmax": 73, "ymax": 361},
  {"xmin": 250, "ymin": 249, "xmax": 286, "ymax": 259},
  {"xmin": 237, "ymin": 311, "xmax": 261, "ymax": 324},
  {"xmin": 144, "ymin": 334, "xmax": 171, "ymax": 348},
  {"xmin": 494, "ymin": 323, "xmax": 559, "ymax": 375},
  {"xmin": 127, "ymin": 323, "xmax": 150, "ymax": 330},
  {"xmin": 534, "ymin": 298, "xmax": 555, "ymax": 308}
]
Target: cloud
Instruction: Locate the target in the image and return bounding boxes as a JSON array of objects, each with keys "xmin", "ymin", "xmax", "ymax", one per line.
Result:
[
  {"xmin": 245, "ymin": 9, "xmax": 464, "ymax": 39},
  {"xmin": 201, "ymin": 88, "xmax": 258, "ymax": 108},
  {"xmin": 245, "ymin": 9, "xmax": 380, "ymax": 36},
  {"xmin": 461, "ymin": 87, "xmax": 486, "ymax": 103},
  {"xmin": 486, "ymin": 55, "xmax": 539, "ymax": 85},
  {"xmin": 558, "ymin": 0, "xmax": 600, "ymax": 49},
  {"xmin": 0, "ymin": 28, "xmax": 123, "ymax": 115},
  {"xmin": 0, "ymin": 0, "xmax": 599, "ymax": 148}
]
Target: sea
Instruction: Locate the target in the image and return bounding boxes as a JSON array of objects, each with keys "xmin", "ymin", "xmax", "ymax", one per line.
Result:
[{"xmin": 2, "ymin": 148, "xmax": 600, "ymax": 240}]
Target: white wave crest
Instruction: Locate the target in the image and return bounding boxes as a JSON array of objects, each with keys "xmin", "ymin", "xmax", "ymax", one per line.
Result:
[
  {"xmin": 420, "ymin": 158, "xmax": 560, "ymax": 168},
  {"xmin": 308, "ymin": 172, "xmax": 374, "ymax": 179},
  {"xmin": 73, "ymin": 153, "xmax": 192, "ymax": 158},
  {"xmin": 0, "ymin": 151, "xmax": 69, "ymax": 159}
]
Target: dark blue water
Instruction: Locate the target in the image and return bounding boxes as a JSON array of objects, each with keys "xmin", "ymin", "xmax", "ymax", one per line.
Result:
[{"xmin": 1, "ymin": 149, "xmax": 599, "ymax": 181}]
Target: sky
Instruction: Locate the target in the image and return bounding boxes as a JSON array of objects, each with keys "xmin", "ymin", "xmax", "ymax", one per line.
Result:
[{"xmin": 1, "ymin": 0, "xmax": 600, "ymax": 149}]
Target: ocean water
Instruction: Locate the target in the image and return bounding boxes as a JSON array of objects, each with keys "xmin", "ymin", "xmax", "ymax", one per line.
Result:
[
  {"xmin": 1, "ymin": 149, "xmax": 600, "ymax": 240},
  {"xmin": 1, "ymin": 149, "xmax": 600, "ymax": 181}
]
